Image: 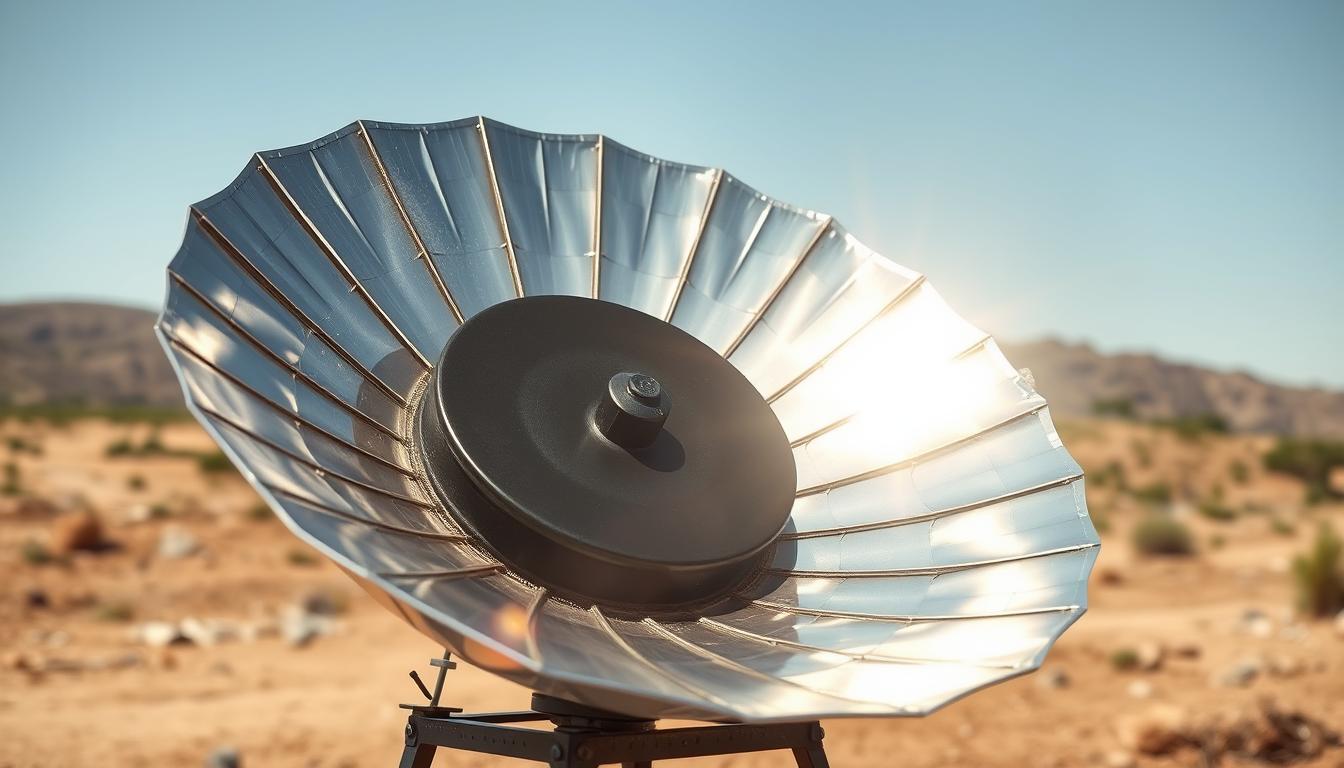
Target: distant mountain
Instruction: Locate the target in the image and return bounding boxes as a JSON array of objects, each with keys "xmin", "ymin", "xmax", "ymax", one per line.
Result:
[
  {"xmin": 0, "ymin": 302, "xmax": 181, "ymax": 409},
  {"xmin": 1001, "ymin": 338, "xmax": 1344, "ymax": 439},
  {"xmin": 1, "ymin": 302, "xmax": 1341, "ymax": 438}
]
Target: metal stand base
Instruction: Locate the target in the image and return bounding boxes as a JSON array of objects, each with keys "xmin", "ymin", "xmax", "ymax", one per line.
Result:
[{"xmin": 397, "ymin": 694, "xmax": 830, "ymax": 767}]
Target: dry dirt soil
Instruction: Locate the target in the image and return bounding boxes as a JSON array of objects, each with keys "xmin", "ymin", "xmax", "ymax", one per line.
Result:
[{"xmin": 1, "ymin": 417, "xmax": 1342, "ymax": 767}]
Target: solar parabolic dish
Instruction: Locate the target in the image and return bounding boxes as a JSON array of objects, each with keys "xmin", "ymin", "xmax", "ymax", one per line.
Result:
[{"xmin": 156, "ymin": 117, "xmax": 1099, "ymax": 722}]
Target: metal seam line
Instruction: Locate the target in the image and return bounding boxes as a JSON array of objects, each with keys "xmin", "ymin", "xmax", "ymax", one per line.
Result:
[
  {"xmin": 795, "ymin": 402, "xmax": 1051, "ymax": 497},
  {"xmin": 787, "ymin": 333, "xmax": 993, "ymax": 449},
  {"xmin": 592, "ymin": 135, "xmax": 604, "ymax": 299},
  {"xmin": 589, "ymin": 608, "xmax": 728, "ymax": 708},
  {"xmin": 664, "ymin": 168, "xmax": 723, "ymax": 322},
  {"xmin": 771, "ymin": 542, "xmax": 1101, "ymax": 579},
  {"xmin": 767, "ymin": 274, "xmax": 928, "ymax": 404},
  {"xmin": 165, "ymin": 270, "xmax": 406, "ymax": 442},
  {"xmin": 197, "ymin": 402, "xmax": 434, "ymax": 508},
  {"xmin": 522, "ymin": 588, "xmax": 549, "ymax": 662},
  {"xmin": 721, "ymin": 216, "xmax": 834, "ymax": 360},
  {"xmin": 783, "ymin": 471, "xmax": 1085, "ymax": 539},
  {"xmin": 188, "ymin": 210, "xmax": 411, "ymax": 408},
  {"xmin": 740, "ymin": 598, "xmax": 1079, "ymax": 623},
  {"xmin": 265, "ymin": 485, "xmax": 470, "ymax": 541},
  {"xmin": 477, "ymin": 117, "xmax": 523, "ymax": 297},
  {"xmin": 638, "ymin": 619, "xmax": 894, "ymax": 712},
  {"xmin": 165, "ymin": 335, "xmax": 413, "ymax": 477},
  {"xmin": 254, "ymin": 154, "xmax": 433, "ymax": 369},
  {"xmin": 355, "ymin": 120, "xmax": 465, "ymax": 325},
  {"xmin": 377, "ymin": 563, "xmax": 506, "ymax": 580}
]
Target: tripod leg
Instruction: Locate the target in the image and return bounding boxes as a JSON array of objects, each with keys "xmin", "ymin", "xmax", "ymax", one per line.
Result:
[
  {"xmin": 398, "ymin": 743, "xmax": 435, "ymax": 768},
  {"xmin": 793, "ymin": 744, "xmax": 830, "ymax": 768}
]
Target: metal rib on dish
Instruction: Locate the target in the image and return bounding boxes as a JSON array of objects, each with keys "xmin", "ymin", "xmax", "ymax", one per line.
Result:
[{"xmin": 157, "ymin": 116, "xmax": 1098, "ymax": 722}]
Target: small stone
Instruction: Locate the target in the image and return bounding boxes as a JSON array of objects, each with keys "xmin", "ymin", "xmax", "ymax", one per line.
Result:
[
  {"xmin": 180, "ymin": 617, "xmax": 235, "ymax": 646},
  {"xmin": 298, "ymin": 588, "xmax": 347, "ymax": 617},
  {"xmin": 1096, "ymin": 568, "xmax": 1124, "ymax": 586},
  {"xmin": 138, "ymin": 621, "xmax": 188, "ymax": 648},
  {"xmin": 1035, "ymin": 667, "xmax": 1069, "ymax": 690},
  {"xmin": 1115, "ymin": 704, "xmax": 1188, "ymax": 755},
  {"xmin": 205, "ymin": 746, "xmax": 241, "ymax": 768},
  {"xmin": 1213, "ymin": 659, "xmax": 1260, "ymax": 688},
  {"xmin": 1126, "ymin": 679, "xmax": 1154, "ymax": 699},
  {"xmin": 1103, "ymin": 750, "xmax": 1136, "ymax": 768},
  {"xmin": 1268, "ymin": 655, "xmax": 1303, "ymax": 678},
  {"xmin": 1171, "ymin": 642, "xmax": 1201, "ymax": 659},
  {"xmin": 125, "ymin": 503, "xmax": 153, "ymax": 524},
  {"xmin": 50, "ymin": 511, "xmax": 106, "ymax": 554},
  {"xmin": 157, "ymin": 526, "xmax": 200, "ymax": 560},
  {"xmin": 150, "ymin": 647, "xmax": 177, "ymax": 670},
  {"xmin": 1239, "ymin": 608, "xmax": 1274, "ymax": 638},
  {"xmin": 24, "ymin": 588, "xmax": 49, "ymax": 609},
  {"xmin": 1135, "ymin": 642, "xmax": 1164, "ymax": 671}
]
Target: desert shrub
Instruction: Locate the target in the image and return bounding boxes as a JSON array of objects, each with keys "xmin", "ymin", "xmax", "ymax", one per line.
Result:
[
  {"xmin": 196, "ymin": 451, "xmax": 234, "ymax": 474},
  {"xmin": 149, "ymin": 504, "xmax": 172, "ymax": 520},
  {"xmin": 1, "ymin": 461, "xmax": 20, "ymax": 496},
  {"xmin": 105, "ymin": 439, "xmax": 135, "ymax": 457},
  {"xmin": 1155, "ymin": 413, "xmax": 1229, "ymax": 440},
  {"xmin": 127, "ymin": 474, "xmax": 147, "ymax": 492},
  {"xmin": 1197, "ymin": 500, "xmax": 1237, "ymax": 522},
  {"xmin": 1264, "ymin": 438, "xmax": 1344, "ymax": 503},
  {"xmin": 1131, "ymin": 481, "xmax": 1173, "ymax": 506},
  {"xmin": 286, "ymin": 548, "xmax": 318, "ymax": 567},
  {"xmin": 1291, "ymin": 522, "xmax": 1344, "ymax": 617},
  {"xmin": 1109, "ymin": 648, "xmax": 1140, "ymax": 670},
  {"xmin": 1091, "ymin": 460, "xmax": 1127, "ymax": 490},
  {"xmin": 21, "ymin": 539, "xmax": 52, "ymax": 566},
  {"xmin": 247, "ymin": 503, "xmax": 272, "ymax": 522},
  {"xmin": 1133, "ymin": 513, "xmax": 1194, "ymax": 556},
  {"xmin": 1209, "ymin": 534, "xmax": 1226, "ymax": 550},
  {"xmin": 1130, "ymin": 439, "xmax": 1152, "ymax": 469},
  {"xmin": 1092, "ymin": 398, "xmax": 1136, "ymax": 419},
  {"xmin": 1270, "ymin": 516, "xmax": 1296, "ymax": 536},
  {"xmin": 1229, "ymin": 460, "xmax": 1250, "ymax": 485},
  {"xmin": 94, "ymin": 600, "xmax": 135, "ymax": 623}
]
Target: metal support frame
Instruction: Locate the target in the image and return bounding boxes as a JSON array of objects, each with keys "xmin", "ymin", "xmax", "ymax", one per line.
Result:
[
  {"xmin": 398, "ymin": 709, "xmax": 829, "ymax": 768},
  {"xmin": 397, "ymin": 653, "xmax": 829, "ymax": 767}
]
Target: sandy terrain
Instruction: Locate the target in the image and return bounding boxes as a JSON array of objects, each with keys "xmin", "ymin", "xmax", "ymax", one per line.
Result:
[{"xmin": 1, "ymin": 417, "xmax": 1342, "ymax": 767}]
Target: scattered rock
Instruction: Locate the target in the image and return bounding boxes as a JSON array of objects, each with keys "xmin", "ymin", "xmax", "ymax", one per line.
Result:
[
  {"xmin": 1135, "ymin": 642, "xmax": 1164, "ymax": 671},
  {"xmin": 1213, "ymin": 658, "xmax": 1261, "ymax": 688},
  {"xmin": 23, "ymin": 588, "xmax": 49, "ymax": 609},
  {"xmin": 238, "ymin": 619, "xmax": 278, "ymax": 643},
  {"xmin": 13, "ymin": 496, "xmax": 58, "ymax": 519},
  {"xmin": 1116, "ymin": 704, "xmax": 1188, "ymax": 755},
  {"xmin": 50, "ymin": 510, "xmax": 107, "ymax": 554},
  {"xmin": 1239, "ymin": 608, "xmax": 1274, "ymax": 639},
  {"xmin": 1096, "ymin": 567, "xmax": 1124, "ymax": 586},
  {"xmin": 298, "ymin": 588, "xmax": 347, "ymax": 617},
  {"xmin": 205, "ymin": 746, "xmax": 241, "ymax": 768},
  {"xmin": 157, "ymin": 526, "xmax": 200, "ymax": 559},
  {"xmin": 1103, "ymin": 750, "xmax": 1136, "ymax": 768},
  {"xmin": 1171, "ymin": 642, "xmax": 1201, "ymax": 660},
  {"xmin": 1035, "ymin": 667, "xmax": 1069, "ymax": 690},
  {"xmin": 281, "ymin": 612, "xmax": 332, "ymax": 648},
  {"xmin": 137, "ymin": 621, "xmax": 189, "ymax": 648},
  {"xmin": 1127, "ymin": 680, "xmax": 1154, "ymax": 699},
  {"xmin": 180, "ymin": 617, "xmax": 236, "ymax": 646},
  {"xmin": 1268, "ymin": 655, "xmax": 1303, "ymax": 678}
]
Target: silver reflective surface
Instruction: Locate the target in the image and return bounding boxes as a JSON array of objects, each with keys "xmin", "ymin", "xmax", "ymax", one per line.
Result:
[{"xmin": 157, "ymin": 116, "xmax": 1098, "ymax": 722}]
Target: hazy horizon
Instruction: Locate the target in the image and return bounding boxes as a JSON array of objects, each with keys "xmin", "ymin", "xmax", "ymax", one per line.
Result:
[{"xmin": 2, "ymin": 1, "xmax": 1341, "ymax": 388}]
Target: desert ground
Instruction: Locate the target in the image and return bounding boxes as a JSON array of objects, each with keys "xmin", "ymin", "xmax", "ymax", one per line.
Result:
[{"xmin": 1, "ymin": 416, "xmax": 1342, "ymax": 767}]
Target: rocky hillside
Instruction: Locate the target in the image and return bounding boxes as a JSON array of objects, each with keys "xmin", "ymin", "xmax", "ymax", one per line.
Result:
[
  {"xmin": 1002, "ymin": 338, "xmax": 1344, "ymax": 439},
  {"xmin": 1, "ymin": 302, "xmax": 1341, "ymax": 438},
  {"xmin": 0, "ymin": 302, "xmax": 181, "ymax": 409}
]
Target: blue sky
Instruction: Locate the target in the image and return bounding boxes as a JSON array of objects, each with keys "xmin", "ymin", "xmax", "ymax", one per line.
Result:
[{"xmin": 2, "ymin": 1, "xmax": 1341, "ymax": 387}]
